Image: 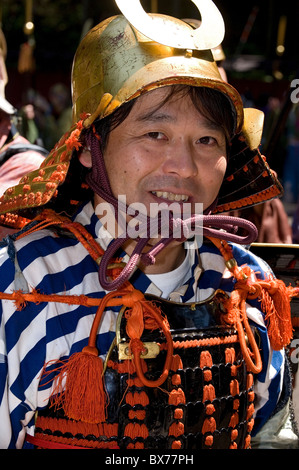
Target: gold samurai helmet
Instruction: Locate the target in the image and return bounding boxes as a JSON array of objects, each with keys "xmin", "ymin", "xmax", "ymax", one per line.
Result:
[
  {"xmin": 0, "ymin": 0, "xmax": 282, "ymax": 228},
  {"xmin": 72, "ymin": 0, "xmax": 243, "ymax": 129}
]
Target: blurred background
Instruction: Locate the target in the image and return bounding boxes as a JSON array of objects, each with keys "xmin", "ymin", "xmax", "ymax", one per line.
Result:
[
  {"xmin": 3, "ymin": 1, "xmax": 298, "ymax": 105},
  {"xmin": 2, "ymin": 1, "xmax": 297, "ymax": 142}
]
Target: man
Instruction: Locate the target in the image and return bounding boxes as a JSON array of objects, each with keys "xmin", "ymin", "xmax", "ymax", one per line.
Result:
[
  {"xmin": 0, "ymin": 0, "xmax": 298, "ymax": 449},
  {"xmin": 0, "ymin": 106, "xmax": 47, "ymax": 238}
]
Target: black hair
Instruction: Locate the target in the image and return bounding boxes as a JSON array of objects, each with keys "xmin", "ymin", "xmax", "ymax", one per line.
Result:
[{"xmin": 92, "ymin": 85, "xmax": 235, "ymax": 152}]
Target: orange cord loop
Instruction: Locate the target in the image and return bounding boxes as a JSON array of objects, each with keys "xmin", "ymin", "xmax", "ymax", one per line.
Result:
[
  {"xmin": 206, "ymin": 235, "xmax": 294, "ymax": 370},
  {"xmin": 129, "ymin": 301, "xmax": 174, "ymax": 388}
]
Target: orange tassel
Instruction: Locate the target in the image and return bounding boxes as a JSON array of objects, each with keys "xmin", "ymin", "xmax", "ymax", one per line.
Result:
[
  {"xmin": 49, "ymin": 345, "xmax": 107, "ymax": 424},
  {"xmin": 261, "ymin": 280, "xmax": 293, "ymax": 350},
  {"xmin": 208, "ymin": 236, "xmax": 294, "ymax": 353},
  {"xmin": 47, "ymin": 291, "xmax": 131, "ymax": 424}
]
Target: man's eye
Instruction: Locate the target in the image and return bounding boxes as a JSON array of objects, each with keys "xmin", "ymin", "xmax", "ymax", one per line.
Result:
[
  {"xmin": 198, "ymin": 136, "xmax": 216, "ymax": 145},
  {"xmin": 147, "ymin": 132, "xmax": 166, "ymax": 140}
]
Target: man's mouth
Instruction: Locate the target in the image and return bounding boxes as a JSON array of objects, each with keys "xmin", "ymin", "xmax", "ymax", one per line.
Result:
[{"xmin": 151, "ymin": 190, "xmax": 189, "ymax": 202}]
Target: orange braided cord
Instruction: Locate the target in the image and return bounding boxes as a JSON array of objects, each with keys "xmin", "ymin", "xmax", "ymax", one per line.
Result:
[
  {"xmin": 215, "ymin": 185, "xmax": 281, "ymax": 213},
  {"xmin": 36, "ymin": 415, "xmax": 118, "ymax": 438},
  {"xmin": 129, "ymin": 300, "xmax": 174, "ymax": 388},
  {"xmin": 29, "ymin": 433, "xmax": 119, "ymax": 449},
  {"xmin": 16, "ymin": 209, "xmax": 105, "ymax": 262},
  {"xmin": 0, "ymin": 289, "xmax": 106, "ymax": 310},
  {"xmin": 207, "ymin": 237, "xmax": 263, "ymax": 372},
  {"xmin": 0, "ymin": 283, "xmax": 143, "ymax": 311},
  {"xmin": 159, "ymin": 334, "xmax": 238, "ymax": 350}
]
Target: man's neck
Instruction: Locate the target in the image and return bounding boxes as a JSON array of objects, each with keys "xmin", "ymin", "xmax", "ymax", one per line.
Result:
[
  {"xmin": 123, "ymin": 237, "xmax": 186, "ymax": 274},
  {"xmin": 93, "ymin": 194, "xmax": 186, "ymax": 274}
]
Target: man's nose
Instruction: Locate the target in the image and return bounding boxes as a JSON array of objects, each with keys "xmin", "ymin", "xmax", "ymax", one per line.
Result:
[{"xmin": 161, "ymin": 140, "xmax": 198, "ymax": 178}]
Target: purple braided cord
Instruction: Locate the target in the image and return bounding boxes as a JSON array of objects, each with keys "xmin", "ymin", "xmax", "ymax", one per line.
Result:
[{"xmin": 85, "ymin": 131, "xmax": 258, "ymax": 291}]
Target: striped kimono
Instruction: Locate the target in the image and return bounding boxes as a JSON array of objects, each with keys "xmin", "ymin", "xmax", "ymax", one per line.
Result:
[{"xmin": 0, "ymin": 201, "xmax": 291, "ymax": 448}]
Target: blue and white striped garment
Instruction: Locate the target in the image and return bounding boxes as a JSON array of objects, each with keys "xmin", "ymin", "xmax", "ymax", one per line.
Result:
[{"xmin": 0, "ymin": 201, "xmax": 287, "ymax": 448}]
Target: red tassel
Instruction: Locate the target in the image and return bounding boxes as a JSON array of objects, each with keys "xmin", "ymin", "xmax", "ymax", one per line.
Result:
[
  {"xmin": 50, "ymin": 345, "xmax": 107, "ymax": 424},
  {"xmin": 261, "ymin": 279, "xmax": 293, "ymax": 350}
]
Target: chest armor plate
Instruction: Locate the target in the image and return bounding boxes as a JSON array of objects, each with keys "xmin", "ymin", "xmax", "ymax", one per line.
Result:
[{"xmin": 33, "ymin": 291, "xmax": 255, "ymax": 449}]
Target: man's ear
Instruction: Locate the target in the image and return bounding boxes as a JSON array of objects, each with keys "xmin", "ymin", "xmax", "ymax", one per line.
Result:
[{"xmin": 78, "ymin": 148, "xmax": 92, "ymax": 168}]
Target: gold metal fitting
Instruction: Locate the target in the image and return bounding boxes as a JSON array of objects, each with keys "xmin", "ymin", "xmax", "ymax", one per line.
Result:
[
  {"xmin": 115, "ymin": 306, "xmax": 160, "ymax": 360},
  {"xmin": 118, "ymin": 341, "xmax": 160, "ymax": 360},
  {"xmin": 225, "ymin": 258, "xmax": 237, "ymax": 270}
]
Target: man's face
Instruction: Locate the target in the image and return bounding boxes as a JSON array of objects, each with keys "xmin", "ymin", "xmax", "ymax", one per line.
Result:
[{"xmin": 101, "ymin": 87, "xmax": 228, "ymax": 215}]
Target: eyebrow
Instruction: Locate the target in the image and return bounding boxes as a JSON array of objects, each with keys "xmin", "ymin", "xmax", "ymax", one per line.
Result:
[
  {"xmin": 137, "ymin": 109, "xmax": 223, "ymax": 132},
  {"xmin": 137, "ymin": 110, "xmax": 177, "ymax": 123}
]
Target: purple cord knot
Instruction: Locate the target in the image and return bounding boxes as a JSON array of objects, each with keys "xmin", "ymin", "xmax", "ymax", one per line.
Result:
[
  {"xmin": 97, "ymin": 213, "xmax": 257, "ymax": 291},
  {"xmin": 141, "ymin": 252, "xmax": 156, "ymax": 266}
]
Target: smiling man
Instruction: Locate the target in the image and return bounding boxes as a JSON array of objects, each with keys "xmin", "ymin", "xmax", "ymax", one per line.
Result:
[
  {"xmin": 0, "ymin": 0, "xmax": 298, "ymax": 450},
  {"xmin": 84, "ymin": 85, "xmax": 233, "ymax": 276}
]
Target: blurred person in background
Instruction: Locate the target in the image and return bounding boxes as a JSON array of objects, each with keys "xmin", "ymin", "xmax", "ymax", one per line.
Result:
[
  {"xmin": 0, "ymin": 28, "xmax": 47, "ymax": 237},
  {"xmin": 43, "ymin": 82, "xmax": 72, "ymax": 151}
]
